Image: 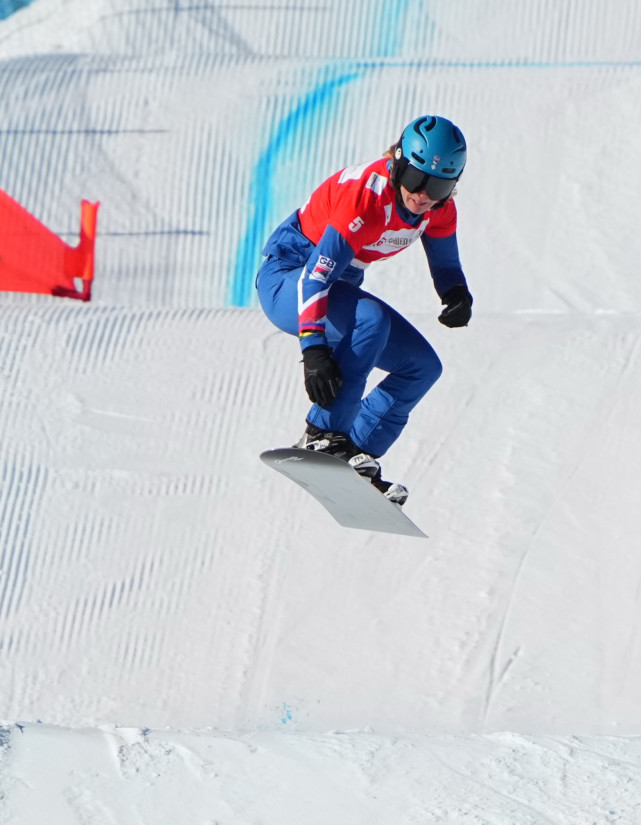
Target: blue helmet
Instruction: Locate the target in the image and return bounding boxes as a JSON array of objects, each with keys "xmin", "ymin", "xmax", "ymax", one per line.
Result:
[{"xmin": 392, "ymin": 115, "xmax": 467, "ymax": 201}]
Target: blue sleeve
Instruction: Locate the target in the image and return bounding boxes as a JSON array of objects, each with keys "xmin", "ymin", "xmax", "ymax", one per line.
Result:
[
  {"xmin": 298, "ymin": 225, "xmax": 355, "ymax": 350},
  {"xmin": 420, "ymin": 232, "xmax": 469, "ymax": 299}
]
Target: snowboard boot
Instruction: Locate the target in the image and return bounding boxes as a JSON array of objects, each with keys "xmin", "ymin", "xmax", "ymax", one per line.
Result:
[
  {"xmin": 369, "ymin": 471, "xmax": 409, "ymax": 506},
  {"xmin": 296, "ymin": 423, "xmax": 409, "ymax": 505},
  {"xmin": 295, "ymin": 423, "xmax": 379, "ymax": 471}
]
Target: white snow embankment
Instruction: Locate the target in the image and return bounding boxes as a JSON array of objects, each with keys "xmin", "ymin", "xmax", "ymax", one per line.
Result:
[{"xmin": 1, "ymin": 722, "xmax": 641, "ymax": 825}]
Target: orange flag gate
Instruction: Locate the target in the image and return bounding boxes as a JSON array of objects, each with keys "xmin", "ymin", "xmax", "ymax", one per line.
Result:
[{"xmin": 0, "ymin": 188, "xmax": 99, "ymax": 301}]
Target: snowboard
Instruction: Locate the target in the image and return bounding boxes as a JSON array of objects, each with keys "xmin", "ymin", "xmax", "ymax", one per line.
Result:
[{"xmin": 260, "ymin": 447, "xmax": 427, "ymax": 538}]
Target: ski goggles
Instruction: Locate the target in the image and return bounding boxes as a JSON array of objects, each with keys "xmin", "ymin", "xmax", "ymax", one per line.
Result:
[{"xmin": 398, "ymin": 163, "xmax": 459, "ymax": 200}]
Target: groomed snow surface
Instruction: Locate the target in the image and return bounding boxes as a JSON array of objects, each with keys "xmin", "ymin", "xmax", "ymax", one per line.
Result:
[
  {"xmin": 5, "ymin": 724, "xmax": 641, "ymax": 824},
  {"xmin": 2, "ymin": 1, "xmax": 641, "ymax": 823}
]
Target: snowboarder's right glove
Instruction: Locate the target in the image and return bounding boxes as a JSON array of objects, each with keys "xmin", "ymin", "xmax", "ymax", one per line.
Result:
[
  {"xmin": 438, "ymin": 285, "xmax": 473, "ymax": 328},
  {"xmin": 302, "ymin": 345, "xmax": 343, "ymax": 408}
]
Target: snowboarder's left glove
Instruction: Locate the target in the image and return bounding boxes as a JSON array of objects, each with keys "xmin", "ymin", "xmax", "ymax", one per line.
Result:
[
  {"xmin": 302, "ymin": 345, "xmax": 343, "ymax": 408},
  {"xmin": 438, "ymin": 285, "xmax": 473, "ymax": 328}
]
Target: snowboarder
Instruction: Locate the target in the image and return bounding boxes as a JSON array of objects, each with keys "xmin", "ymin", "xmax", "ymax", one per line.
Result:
[{"xmin": 256, "ymin": 115, "xmax": 472, "ymax": 505}]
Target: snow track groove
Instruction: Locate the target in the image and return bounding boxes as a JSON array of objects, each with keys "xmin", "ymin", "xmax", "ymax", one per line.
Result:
[{"xmin": 0, "ymin": 306, "xmax": 639, "ymax": 733}]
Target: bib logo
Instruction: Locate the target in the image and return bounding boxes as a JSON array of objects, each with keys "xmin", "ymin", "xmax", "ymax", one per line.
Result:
[{"xmin": 310, "ymin": 255, "xmax": 336, "ymax": 282}]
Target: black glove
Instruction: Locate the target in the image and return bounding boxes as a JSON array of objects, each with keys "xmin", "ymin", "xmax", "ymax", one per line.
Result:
[
  {"xmin": 302, "ymin": 345, "xmax": 343, "ymax": 408},
  {"xmin": 438, "ymin": 285, "xmax": 473, "ymax": 328}
]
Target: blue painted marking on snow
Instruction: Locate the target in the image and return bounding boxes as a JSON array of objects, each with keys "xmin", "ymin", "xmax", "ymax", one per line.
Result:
[
  {"xmin": 228, "ymin": 69, "xmax": 359, "ymax": 308},
  {"xmin": 0, "ymin": 0, "xmax": 36, "ymax": 20},
  {"xmin": 224, "ymin": 0, "xmax": 638, "ymax": 308},
  {"xmin": 350, "ymin": 57, "xmax": 641, "ymax": 69},
  {"xmin": 370, "ymin": 0, "xmax": 412, "ymax": 57},
  {"xmin": 280, "ymin": 702, "xmax": 293, "ymax": 724},
  {"xmin": 226, "ymin": 0, "xmax": 416, "ymax": 307}
]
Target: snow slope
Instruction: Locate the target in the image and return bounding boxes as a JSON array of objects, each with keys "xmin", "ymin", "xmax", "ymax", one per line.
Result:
[
  {"xmin": 1, "ymin": 1, "xmax": 640, "ymax": 311},
  {"xmin": 1, "ymin": 1, "xmax": 641, "ymax": 822},
  {"xmin": 3, "ymin": 723, "xmax": 641, "ymax": 825},
  {"xmin": 0, "ymin": 304, "xmax": 641, "ymax": 740}
]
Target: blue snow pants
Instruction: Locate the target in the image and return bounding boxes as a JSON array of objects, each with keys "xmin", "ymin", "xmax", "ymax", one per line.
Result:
[{"xmin": 256, "ymin": 256, "xmax": 443, "ymax": 457}]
